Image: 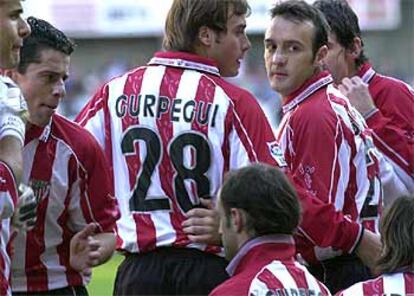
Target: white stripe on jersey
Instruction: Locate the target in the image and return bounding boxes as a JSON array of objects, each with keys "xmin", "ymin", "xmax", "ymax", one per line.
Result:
[
  {"xmin": 0, "ymin": 218, "xmax": 12, "ymax": 296},
  {"xmin": 294, "ymin": 261, "xmax": 329, "ymax": 293},
  {"xmin": 383, "ymin": 273, "xmax": 406, "ymax": 295},
  {"xmin": 206, "ymin": 85, "xmax": 227, "ymax": 200},
  {"xmin": 175, "ymin": 69, "xmax": 205, "ymax": 206}
]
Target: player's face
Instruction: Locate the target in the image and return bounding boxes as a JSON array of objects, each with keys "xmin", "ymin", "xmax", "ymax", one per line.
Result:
[
  {"xmin": 208, "ymin": 12, "xmax": 251, "ymax": 77},
  {"xmin": 0, "ymin": 0, "xmax": 30, "ymax": 69},
  {"xmin": 217, "ymin": 193, "xmax": 238, "ymax": 261},
  {"xmin": 264, "ymin": 16, "xmax": 323, "ymax": 97},
  {"xmin": 323, "ymin": 32, "xmax": 352, "ymax": 84},
  {"xmin": 13, "ymin": 48, "xmax": 69, "ymax": 127}
]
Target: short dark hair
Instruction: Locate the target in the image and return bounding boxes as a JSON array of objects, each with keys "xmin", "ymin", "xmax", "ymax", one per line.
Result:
[
  {"xmin": 313, "ymin": 0, "xmax": 368, "ymax": 67},
  {"xmin": 376, "ymin": 196, "xmax": 414, "ymax": 274},
  {"xmin": 18, "ymin": 17, "xmax": 76, "ymax": 73},
  {"xmin": 163, "ymin": 0, "xmax": 251, "ymax": 52},
  {"xmin": 220, "ymin": 163, "xmax": 300, "ymax": 236},
  {"xmin": 270, "ymin": 0, "xmax": 330, "ymax": 57}
]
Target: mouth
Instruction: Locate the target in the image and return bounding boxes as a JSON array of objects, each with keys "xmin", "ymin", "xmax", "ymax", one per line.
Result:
[
  {"xmin": 272, "ymin": 72, "xmax": 288, "ymax": 79},
  {"xmin": 43, "ymin": 104, "xmax": 58, "ymax": 110}
]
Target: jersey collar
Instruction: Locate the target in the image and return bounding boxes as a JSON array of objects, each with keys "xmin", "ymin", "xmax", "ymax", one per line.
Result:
[
  {"xmin": 226, "ymin": 234, "xmax": 295, "ymax": 276},
  {"xmin": 148, "ymin": 51, "xmax": 221, "ymax": 76},
  {"xmin": 282, "ymin": 71, "xmax": 333, "ymax": 114},
  {"xmin": 25, "ymin": 119, "xmax": 52, "ymax": 144},
  {"xmin": 357, "ymin": 63, "xmax": 376, "ymax": 84}
]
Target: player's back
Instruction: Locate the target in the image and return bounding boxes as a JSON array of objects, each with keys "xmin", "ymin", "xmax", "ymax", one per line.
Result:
[{"xmin": 76, "ymin": 51, "xmax": 278, "ymax": 254}]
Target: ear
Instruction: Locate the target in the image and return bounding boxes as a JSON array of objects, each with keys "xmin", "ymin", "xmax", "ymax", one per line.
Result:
[
  {"xmin": 313, "ymin": 45, "xmax": 328, "ymax": 68},
  {"xmin": 198, "ymin": 25, "xmax": 214, "ymax": 47},
  {"xmin": 5, "ymin": 69, "xmax": 21, "ymax": 83},
  {"xmin": 230, "ymin": 208, "xmax": 245, "ymax": 233},
  {"xmin": 346, "ymin": 37, "xmax": 362, "ymax": 61}
]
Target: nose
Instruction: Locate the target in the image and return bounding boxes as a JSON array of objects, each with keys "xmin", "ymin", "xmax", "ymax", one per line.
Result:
[
  {"xmin": 242, "ymin": 34, "xmax": 251, "ymax": 52},
  {"xmin": 52, "ymin": 80, "xmax": 66, "ymax": 99},
  {"xmin": 272, "ymin": 48, "xmax": 287, "ymax": 66},
  {"xmin": 19, "ymin": 17, "xmax": 31, "ymax": 39}
]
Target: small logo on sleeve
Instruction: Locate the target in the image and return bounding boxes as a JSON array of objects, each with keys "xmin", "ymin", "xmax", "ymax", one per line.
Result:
[{"xmin": 267, "ymin": 141, "xmax": 287, "ymax": 167}]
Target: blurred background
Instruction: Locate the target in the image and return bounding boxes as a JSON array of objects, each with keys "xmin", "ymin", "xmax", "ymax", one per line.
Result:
[{"xmin": 22, "ymin": 0, "xmax": 414, "ymax": 129}]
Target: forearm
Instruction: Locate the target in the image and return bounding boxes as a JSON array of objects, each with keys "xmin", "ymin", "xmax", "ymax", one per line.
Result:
[{"xmin": 0, "ymin": 136, "xmax": 23, "ymax": 184}]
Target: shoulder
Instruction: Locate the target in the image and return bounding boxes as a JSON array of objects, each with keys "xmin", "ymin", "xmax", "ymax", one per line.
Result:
[
  {"xmin": 51, "ymin": 114, "xmax": 104, "ymax": 160},
  {"xmin": 290, "ymin": 86, "xmax": 340, "ymax": 131},
  {"xmin": 211, "ymin": 76, "xmax": 262, "ymax": 106},
  {"xmin": 370, "ymin": 73, "xmax": 414, "ymax": 97},
  {"xmin": 210, "ymin": 274, "xmax": 251, "ymax": 296}
]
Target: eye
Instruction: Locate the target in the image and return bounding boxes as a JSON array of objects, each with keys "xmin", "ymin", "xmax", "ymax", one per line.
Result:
[{"xmin": 288, "ymin": 44, "xmax": 299, "ymax": 52}]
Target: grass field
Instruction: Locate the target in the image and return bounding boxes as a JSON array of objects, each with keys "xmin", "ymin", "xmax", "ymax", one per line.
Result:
[{"xmin": 87, "ymin": 254, "xmax": 123, "ymax": 295}]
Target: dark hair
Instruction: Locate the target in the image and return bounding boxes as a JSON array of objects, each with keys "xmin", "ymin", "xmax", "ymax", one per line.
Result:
[
  {"xmin": 376, "ymin": 196, "xmax": 414, "ymax": 274},
  {"xmin": 313, "ymin": 0, "xmax": 368, "ymax": 67},
  {"xmin": 270, "ymin": 0, "xmax": 330, "ymax": 57},
  {"xmin": 163, "ymin": 0, "xmax": 251, "ymax": 52},
  {"xmin": 220, "ymin": 163, "xmax": 300, "ymax": 236},
  {"xmin": 18, "ymin": 17, "xmax": 76, "ymax": 73}
]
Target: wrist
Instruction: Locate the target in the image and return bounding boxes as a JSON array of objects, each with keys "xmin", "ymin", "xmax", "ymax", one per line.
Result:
[{"xmin": 362, "ymin": 107, "xmax": 378, "ymax": 120}]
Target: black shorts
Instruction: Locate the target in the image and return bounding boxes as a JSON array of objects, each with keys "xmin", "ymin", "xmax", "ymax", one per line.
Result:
[
  {"xmin": 13, "ymin": 285, "xmax": 88, "ymax": 296},
  {"xmin": 308, "ymin": 254, "xmax": 372, "ymax": 294},
  {"xmin": 114, "ymin": 247, "xmax": 229, "ymax": 295}
]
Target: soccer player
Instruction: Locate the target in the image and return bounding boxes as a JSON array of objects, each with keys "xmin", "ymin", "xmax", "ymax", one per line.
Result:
[
  {"xmin": 263, "ymin": 0, "xmax": 387, "ymax": 292},
  {"xmin": 210, "ymin": 163, "xmax": 331, "ymax": 296},
  {"xmin": 76, "ymin": 0, "xmax": 381, "ymax": 294},
  {"xmin": 338, "ymin": 195, "xmax": 414, "ymax": 295},
  {"xmin": 314, "ymin": 0, "xmax": 414, "ymax": 195},
  {"xmin": 0, "ymin": 0, "xmax": 31, "ymax": 294},
  {"xmin": 8, "ymin": 17, "xmax": 120, "ymax": 295}
]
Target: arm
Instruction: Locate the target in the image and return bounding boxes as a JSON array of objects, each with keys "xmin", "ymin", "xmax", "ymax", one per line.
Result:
[{"xmin": 339, "ymin": 76, "xmax": 414, "ymax": 188}]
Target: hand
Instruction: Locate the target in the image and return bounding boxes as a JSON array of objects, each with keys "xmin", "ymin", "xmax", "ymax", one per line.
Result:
[
  {"xmin": 355, "ymin": 229, "xmax": 382, "ymax": 274},
  {"xmin": 70, "ymin": 223, "xmax": 102, "ymax": 272},
  {"xmin": 338, "ymin": 76, "xmax": 376, "ymax": 115},
  {"xmin": 12, "ymin": 184, "xmax": 37, "ymax": 231},
  {"xmin": 182, "ymin": 198, "xmax": 221, "ymax": 245}
]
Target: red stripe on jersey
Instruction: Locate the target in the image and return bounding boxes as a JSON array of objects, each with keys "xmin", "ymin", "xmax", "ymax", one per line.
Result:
[
  {"xmin": 26, "ymin": 140, "xmax": 55, "ymax": 291},
  {"xmin": 364, "ymin": 276, "xmax": 383, "ymax": 295},
  {"xmin": 286, "ymin": 263, "xmax": 308, "ymax": 290},
  {"xmin": 329, "ymin": 122, "xmax": 342, "ymax": 205},
  {"xmin": 221, "ymin": 107, "xmax": 232, "ymax": 179},
  {"xmin": 57, "ymin": 156, "xmax": 82, "ymax": 287},
  {"xmin": 121, "ymin": 68, "xmax": 158, "ymax": 252},
  {"xmin": 191, "ymin": 75, "xmax": 220, "ymax": 254},
  {"xmin": 232, "ymin": 107, "xmax": 259, "ymax": 163},
  {"xmin": 405, "ymin": 273, "xmax": 414, "ymax": 294},
  {"xmin": 156, "ymin": 67, "xmax": 186, "ymax": 247},
  {"xmin": 257, "ymin": 268, "xmax": 284, "ymax": 290}
]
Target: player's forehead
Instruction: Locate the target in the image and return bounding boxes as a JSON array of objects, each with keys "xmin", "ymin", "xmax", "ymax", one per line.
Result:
[{"xmin": 0, "ymin": 0, "xmax": 23, "ymax": 12}]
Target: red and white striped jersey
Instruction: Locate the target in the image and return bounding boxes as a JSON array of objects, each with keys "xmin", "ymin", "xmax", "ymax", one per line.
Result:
[
  {"xmin": 0, "ymin": 162, "xmax": 18, "ymax": 296},
  {"xmin": 76, "ymin": 51, "xmax": 363, "ymax": 257},
  {"xmin": 0, "ymin": 75, "xmax": 21, "ymax": 296},
  {"xmin": 276, "ymin": 71, "xmax": 382, "ymax": 264},
  {"xmin": 337, "ymin": 271, "xmax": 414, "ymax": 296},
  {"xmin": 210, "ymin": 235, "xmax": 331, "ymax": 296},
  {"xmin": 358, "ymin": 63, "xmax": 414, "ymax": 193},
  {"xmin": 11, "ymin": 114, "xmax": 119, "ymax": 292}
]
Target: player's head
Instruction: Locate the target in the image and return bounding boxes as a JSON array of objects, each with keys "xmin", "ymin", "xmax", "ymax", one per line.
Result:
[
  {"xmin": 0, "ymin": 0, "xmax": 30, "ymax": 69},
  {"xmin": 376, "ymin": 196, "xmax": 414, "ymax": 274},
  {"xmin": 10, "ymin": 17, "xmax": 75, "ymax": 127},
  {"xmin": 163, "ymin": 0, "xmax": 251, "ymax": 77},
  {"xmin": 217, "ymin": 163, "xmax": 300, "ymax": 260},
  {"xmin": 313, "ymin": 0, "xmax": 368, "ymax": 83},
  {"xmin": 264, "ymin": 0, "xmax": 329, "ymax": 97}
]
